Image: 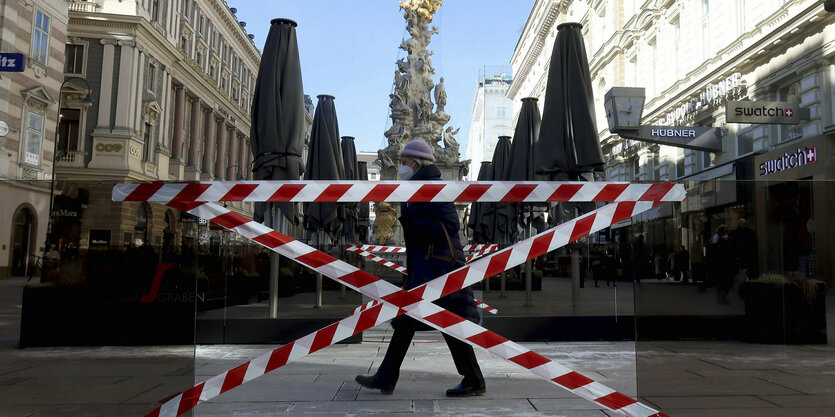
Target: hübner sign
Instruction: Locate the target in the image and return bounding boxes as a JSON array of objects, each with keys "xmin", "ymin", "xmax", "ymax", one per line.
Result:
[
  {"xmin": 726, "ymin": 101, "xmax": 804, "ymax": 124},
  {"xmin": 759, "ymin": 147, "xmax": 817, "ymax": 176},
  {"xmin": 650, "ymin": 128, "xmax": 696, "ymax": 138}
]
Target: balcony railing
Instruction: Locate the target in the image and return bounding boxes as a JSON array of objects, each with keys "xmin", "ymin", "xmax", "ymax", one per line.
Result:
[
  {"xmin": 68, "ymin": 0, "xmax": 101, "ymax": 13},
  {"xmin": 57, "ymin": 151, "xmax": 85, "ymax": 168}
]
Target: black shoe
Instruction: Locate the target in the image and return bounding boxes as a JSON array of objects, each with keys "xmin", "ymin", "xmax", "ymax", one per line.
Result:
[
  {"xmin": 355, "ymin": 374, "xmax": 394, "ymax": 394},
  {"xmin": 445, "ymin": 382, "xmax": 486, "ymax": 397}
]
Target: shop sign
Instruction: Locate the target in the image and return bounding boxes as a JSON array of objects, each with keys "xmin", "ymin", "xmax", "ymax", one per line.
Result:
[
  {"xmin": 726, "ymin": 101, "xmax": 804, "ymax": 124},
  {"xmin": 619, "ymin": 126, "xmax": 721, "ymax": 152},
  {"xmin": 662, "ymin": 73, "xmax": 745, "ymax": 126},
  {"xmin": 0, "ymin": 53, "xmax": 25, "ymax": 72},
  {"xmin": 95, "ymin": 143, "xmax": 123, "ymax": 152},
  {"xmin": 759, "ymin": 147, "xmax": 817, "ymax": 177},
  {"xmin": 89, "ymin": 230, "xmax": 111, "ymax": 250},
  {"xmin": 24, "ymin": 151, "xmax": 39, "ymax": 165}
]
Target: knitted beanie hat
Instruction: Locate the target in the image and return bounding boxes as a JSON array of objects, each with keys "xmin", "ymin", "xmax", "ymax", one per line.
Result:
[{"xmin": 400, "ymin": 140, "xmax": 435, "ymax": 161}]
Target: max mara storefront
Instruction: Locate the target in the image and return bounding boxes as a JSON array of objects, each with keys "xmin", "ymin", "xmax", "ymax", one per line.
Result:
[{"xmin": 754, "ymin": 134, "xmax": 834, "ymax": 287}]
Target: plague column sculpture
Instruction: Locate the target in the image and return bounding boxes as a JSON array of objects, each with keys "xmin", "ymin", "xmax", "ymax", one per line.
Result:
[{"xmin": 377, "ymin": 0, "xmax": 469, "ymax": 181}]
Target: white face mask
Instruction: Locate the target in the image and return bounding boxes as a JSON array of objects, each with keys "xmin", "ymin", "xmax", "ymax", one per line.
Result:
[{"xmin": 397, "ymin": 164, "xmax": 415, "ymax": 181}]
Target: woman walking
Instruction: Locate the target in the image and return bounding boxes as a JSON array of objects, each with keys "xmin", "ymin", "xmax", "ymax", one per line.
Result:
[{"xmin": 355, "ymin": 140, "xmax": 485, "ymax": 397}]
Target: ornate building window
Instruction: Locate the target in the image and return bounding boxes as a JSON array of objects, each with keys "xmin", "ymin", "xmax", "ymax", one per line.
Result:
[
  {"xmin": 142, "ymin": 100, "xmax": 162, "ymax": 162},
  {"xmin": 23, "ymin": 111, "xmax": 45, "ymax": 167},
  {"xmin": 20, "ymin": 87, "xmax": 55, "ymax": 168},
  {"xmin": 64, "ymin": 44, "xmax": 85, "ymax": 74},
  {"xmin": 32, "ymin": 10, "xmax": 51, "ymax": 66},
  {"xmin": 779, "ymin": 83, "xmax": 802, "ymax": 142},
  {"xmin": 736, "ymin": 124, "xmax": 754, "ymax": 156}
]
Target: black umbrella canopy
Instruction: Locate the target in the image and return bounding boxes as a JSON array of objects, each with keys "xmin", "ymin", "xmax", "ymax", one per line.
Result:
[
  {"xmin": 250, "ymin": 18, "xmax": 306, "ymax": 225},
  {"xmin": 536, "ymin": 22, "xmax": 604, "ymax": 180},
  {"xmin": 340, "ymin": 136, "xmax": 359, "ymax": 243},
  {"xmin": 303, "ymin": 95, "xmax": 345, "ymax": 236},
  {"xmin": 485, "ymin": 136, "xmax": 513, "ymax": 245},
  {"xmin": 357, "ymin": 161, "xmax": 371, "ymax": 243},
  {"xmin": 466, "ymin": 161, "xmax": 492, "ymax": 244},
  {"xmin": 506, "ymin": 97, "xmax": 546, "ymax": 238}
]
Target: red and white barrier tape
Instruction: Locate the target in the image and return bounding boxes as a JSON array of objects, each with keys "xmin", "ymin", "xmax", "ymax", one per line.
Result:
[
  {"xmin": 466, "ymin": 243, "xmax": 500, "ymax": 262},
  {"xmin": 143, "ymin": 198, "xmax": 669, "ymax": 417},
  {"xmin": 113, "ymin": 180, "xmax": 684, "ymax": 204},
  {"xmin": 345, "ymin": 244, "xmax": 406, "ymax": 253},
  {"xmin": 344, "ymin": 249, "xmax": 497, "ymax": 315},
  {"xmin": 347, "ymin": 244, "xmax": 498, "ymax": 255},
  {"xmin": 345, "ymin": 246, "xmax": 408, "ymax": 273}
]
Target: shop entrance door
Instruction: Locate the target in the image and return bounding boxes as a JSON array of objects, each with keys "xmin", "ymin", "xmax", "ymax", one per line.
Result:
[
  {"xmin": 767, "ymin": 180, "xmax": 815, "ymax": 278},
  {"xmin": 11, "ymin": 209, "xmax": 35, "ymax": 277}
]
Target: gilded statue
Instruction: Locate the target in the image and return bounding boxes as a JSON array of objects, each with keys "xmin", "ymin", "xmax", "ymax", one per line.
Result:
[
  {"xmin": 399, "ymin": 0, "xmax": 443, "ymax": 21},
  {"xmin": 374, "ymin": 202, "xmax": 397, "ymax": 245}
]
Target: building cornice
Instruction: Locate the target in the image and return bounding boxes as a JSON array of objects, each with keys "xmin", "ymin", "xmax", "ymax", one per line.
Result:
[
  {"xmin": 206, "ymin": 0, "xmax": 260, "ymax": 62},
  {"xmin": 507, "ymin": 0, "xmax": 565, "ymax": 100}
]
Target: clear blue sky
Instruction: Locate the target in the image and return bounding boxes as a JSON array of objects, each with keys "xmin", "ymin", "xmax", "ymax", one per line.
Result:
[{"xmin": 231, "ymin": 1, "xmax": 534, "ymax": 155}]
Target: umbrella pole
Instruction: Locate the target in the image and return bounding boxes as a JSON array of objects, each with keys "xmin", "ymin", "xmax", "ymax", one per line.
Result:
[
  {"xmin": 572, "ymin": 248, "xmax": 581, "ymax": 315},
  {"xmin": 339, "ymin": 237, "xmax": 346, "ymax": 299},
  {"xmin": 269, "ymin": 204, "xmax": 280, "ymax": 318},
  {"xmin": 524, "ymin": 205, "xmax": 534, "ymax": 307},
  {"xmin": 314, "ymin": 230, "xmax": 323, "ymax": 309},
  {"xmin": 500, "ymin": 262, "xmax": 507, "ymax": 298}
]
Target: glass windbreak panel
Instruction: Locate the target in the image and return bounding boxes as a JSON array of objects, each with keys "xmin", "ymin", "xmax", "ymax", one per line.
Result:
[
  {"xmin": 186, "ymin": 195, "xmax": 638, "ymax": 413},
  {"xmin": 2, "ymin": 179, "xmax": 197, "ymax": 416},
  {"xmin": 634, "ymin": 179, "xmax": 834, "ymax": 416}
]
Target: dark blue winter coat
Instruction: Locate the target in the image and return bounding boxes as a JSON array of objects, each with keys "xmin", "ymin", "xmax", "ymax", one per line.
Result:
[{"xmin": 392, "ymin": 164, "xmax": 479, "ymax": 331}]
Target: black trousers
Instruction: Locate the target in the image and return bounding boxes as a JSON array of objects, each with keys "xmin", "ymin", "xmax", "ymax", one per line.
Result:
[{"xmin": 375, "ymin": 325, "xmax": 484, "ymax": 389}]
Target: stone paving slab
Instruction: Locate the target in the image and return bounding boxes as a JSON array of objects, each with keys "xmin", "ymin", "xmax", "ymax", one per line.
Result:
[
  {"xmin": 642, "ymin": 395, "xmax": 778, "ymax": 409},
  {"xmin": 0, "ymin": 376, "xmax": 160, "ymax": 405},
  {"xmin": 759, "ymin": 394, "xmax": 835, "ymax": 408},
  {"xmin": 22, "ymin": 404, "xmax": 154, "ymax": 417}
]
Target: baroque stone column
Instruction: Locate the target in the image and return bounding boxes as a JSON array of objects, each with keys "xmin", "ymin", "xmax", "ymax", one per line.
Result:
[
  {"xmin": 96, "ymin": 39, "xmax": 118, "ymax": 130},
  {"xmin": 201, "ymin": 108, "xmax": 216, "ymax": 178},
  {"xmin": 238, "ymin": 135, "xmax": 249, "ymax": 180},
  {"xmin": 114, "ymin": 40, "xmax": 136, "ymax": 134},
  {"xmin": 246, "ymin": 149, "xmax": 253, "ymax": 180},
  {"xmin": 171, "ymin": 86, "xmax": 187, "ymax": 160},
  {"xmin": 214, "ymin": 118, "xmax": 227, "ymax": 180},
  {"xmin": 187, "ymin": 98, "xmax": 202, "ymax": 166},
  {"xmin": 226, "ymin": 126, "xmax": 239, "ymax": 180}
]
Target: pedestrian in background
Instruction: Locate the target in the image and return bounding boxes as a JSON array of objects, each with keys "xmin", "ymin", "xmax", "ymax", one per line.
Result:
[
  {"xmin": 355, "ymin": 140, "xmax": 485, "ymax": 397},
  {"xmin": 730, "ymin": 218, "xmax": 758, "ymax": 281},
  {"xmin": 676, "ymin": 245, "xmax": 690, "ymax": 283},
  {"xmin": 712, "ymin": 225, "xmax": 736, "ymax": 304}
]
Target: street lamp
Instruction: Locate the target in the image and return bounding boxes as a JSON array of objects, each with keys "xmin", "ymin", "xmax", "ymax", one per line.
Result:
[{"xmin": 47, "ymin": 76, "xmax": 94, "ymax": 245}]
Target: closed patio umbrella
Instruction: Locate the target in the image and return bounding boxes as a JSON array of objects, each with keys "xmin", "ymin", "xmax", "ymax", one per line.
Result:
[
  {"xmin": 340, "ymin": 136, "xmax": 359, "ymax": 244},
  {"xmin": 250, "ymin": 18, "xmax": 306, "ymax": 226},
  {"xmin": 536, "ymin": 22, "xmax": 604, "ymax": 180},
  {"xmin": 304, "ymin": 95, "xmax": 345, "ymax": 241},
  {"xmin": 466, "ymin": 161, "xmax": 492, "ymax": 244},
  {"xmin": 249, "ymin": 18, "xmax": 305, "ymax": 318},
  {"xmin": 536, "ymin": 22, "xmax": 603, "ymax": 222},
  {"xmin": 506, "ymin": 97, "xmax": 546, "ymax": 239},
  {"xmin": 484, "ymin": 136, "xmax": 513, "ymax": 246},
  {"xmin": 357, "ymin": 161, "xmax": 371, "ymax": 243}
]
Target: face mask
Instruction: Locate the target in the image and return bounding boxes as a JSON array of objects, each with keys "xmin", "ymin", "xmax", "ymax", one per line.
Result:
[{"xmin": 398, "ymin": 164, "xmax": 415, "ymax": 180}]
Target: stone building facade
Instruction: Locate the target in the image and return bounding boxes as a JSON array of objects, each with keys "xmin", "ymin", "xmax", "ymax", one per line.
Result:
[
  {"xmin": 51, "ymin": 0, "xmax": 261, "ymax": 256},
  {"xmin": 0, "ymin": 1, "xmax": 70, "ymax": 276},
  {"xmin": 509, "ymin": 0, "xmax": 835, "ymax": 284},
  {"xmin": 464, "ymin": 68, "xmax": 514, "ymax": 180}
]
